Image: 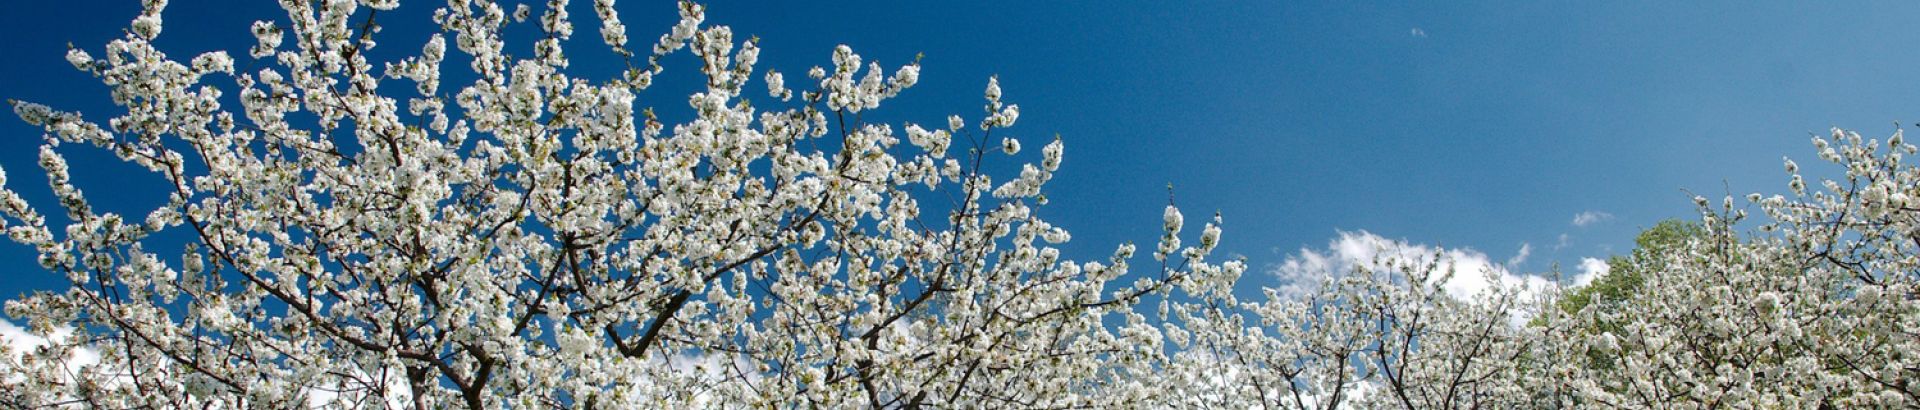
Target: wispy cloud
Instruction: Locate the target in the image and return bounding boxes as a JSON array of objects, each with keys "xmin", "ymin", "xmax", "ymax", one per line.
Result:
[
  {"xmin": 1506, "ymin": 243, "xmax": 1532, "ymax": 268},
  {"xmin": 1410, "ymin": 27, "xmax": 1428, "ymax": 38},
  {"xmin": 1571, "ymin": 211, "xmax": 1613, "ymax": 227}
]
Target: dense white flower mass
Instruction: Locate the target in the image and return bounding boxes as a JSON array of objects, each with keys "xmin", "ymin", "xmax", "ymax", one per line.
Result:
[
  {"xmin": 1156, "ymin": 126, "xmax": 1920, "ymax": 408},
  {"xmin": 2, "ymin": 0, "xmax": 1919, "ymax": 408},
  {"xmin": 0, "ymin": 1, "xmax": 1243, "ymax": 408}
]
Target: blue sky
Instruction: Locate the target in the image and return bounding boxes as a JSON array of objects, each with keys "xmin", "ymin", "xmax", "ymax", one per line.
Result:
[{"xmin": 2, "ymin": 1, "xmax": 1919, "ymax": 300}]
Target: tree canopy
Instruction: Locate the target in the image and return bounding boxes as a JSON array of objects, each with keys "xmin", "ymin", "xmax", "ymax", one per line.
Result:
[{"xmin": 1, "ymin": 0, "xmax": 1918, "ymax": 408}]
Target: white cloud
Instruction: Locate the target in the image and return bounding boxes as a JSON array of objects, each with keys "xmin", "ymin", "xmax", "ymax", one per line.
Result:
[
  {"xmin": 0, "ymin": 318, "xmax": 41, "ymax": 352},
  {"xmin": 1, "ymin": 318, "xmax": 98, "ymax": 366},
  {"xmin": 1, "ymin": 317, "xmax": 102, "ymax": 391},
  {"xmin": 1410, "ymin": 27, "xmax": 1428, "ymax": 38},
  {"xmin": 1572, "ymin": 257, "xmax": 1611, "ymax": 288},
  {"xmin": 1506, "ymin": 243, "xmax": 1532, "ymax": 268},
  {"xmin": 302, "ymin": 364, "xmax": 415, "ymax": 409},
  {"xmin": 1271, "ymin": 230, "xmax": 1556, "ymax": 302},
  {"xmin": 1571, "ymin": 211, "xmax": 1613, "ymax": 227}
]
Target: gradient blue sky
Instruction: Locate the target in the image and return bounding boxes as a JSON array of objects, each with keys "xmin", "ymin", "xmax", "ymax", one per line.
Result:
[{"xmin": 2, "ymin": 1, "xmax": 1918, "ymax": 299}]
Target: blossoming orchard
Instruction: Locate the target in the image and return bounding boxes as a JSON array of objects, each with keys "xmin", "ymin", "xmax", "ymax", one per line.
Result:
[{"xmin": 0, "ymin": 0, "xmax": 1916, "ymax": 408}]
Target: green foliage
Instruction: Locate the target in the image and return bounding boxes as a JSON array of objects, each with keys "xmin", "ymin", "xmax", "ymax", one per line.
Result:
[
  {"xmin": 1534, "ymin": 219, "xmax": 1704, "ymax": 372},
  {"xmin": 1555, "ymin": 219, "xmax": 1703, "ymax": 316}
]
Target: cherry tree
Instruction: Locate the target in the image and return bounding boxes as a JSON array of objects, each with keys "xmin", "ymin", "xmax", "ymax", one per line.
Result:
[
  {"xmin": 1530, "ymin": 127, "xmax": 1920, "ymax": 408},
  {"xmin": 8, "ymin": 0, "xmax": 1920, "ymax": 409},
  {"xmin": 1129, "ymin": 125, "xmax": 1920, "ymax": 408},
  {"xmin": 1140, "ymin": 236, "xmax": 1554, "ymax": 409},
  {"xmin": 0, "ymin": 0, "xmax": 1245, "ymax": 407}
]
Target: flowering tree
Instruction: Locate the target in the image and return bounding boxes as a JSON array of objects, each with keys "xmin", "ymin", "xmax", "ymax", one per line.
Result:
[
  {"xmin": 1138, "ymin": 125, "xmax": 1920, "ymax": 409},
  {"xmin": 0, "ymin": 0, "xmax": 1246, "ymax": 407},
  {"xmin": 1109, "ymin": 124, "xmax": 1920, "ymax": 409},
  {"xmin": 1138, "ymin": 237, "xmax": 1553, "ymax": 408},
  {"xmin": 1529, "ymin": 128, "xmax": 1920, "ymax": 408},
  {"xmin": 7, "ymin": 0, "xmax": 1920, "ymax": 409}
]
